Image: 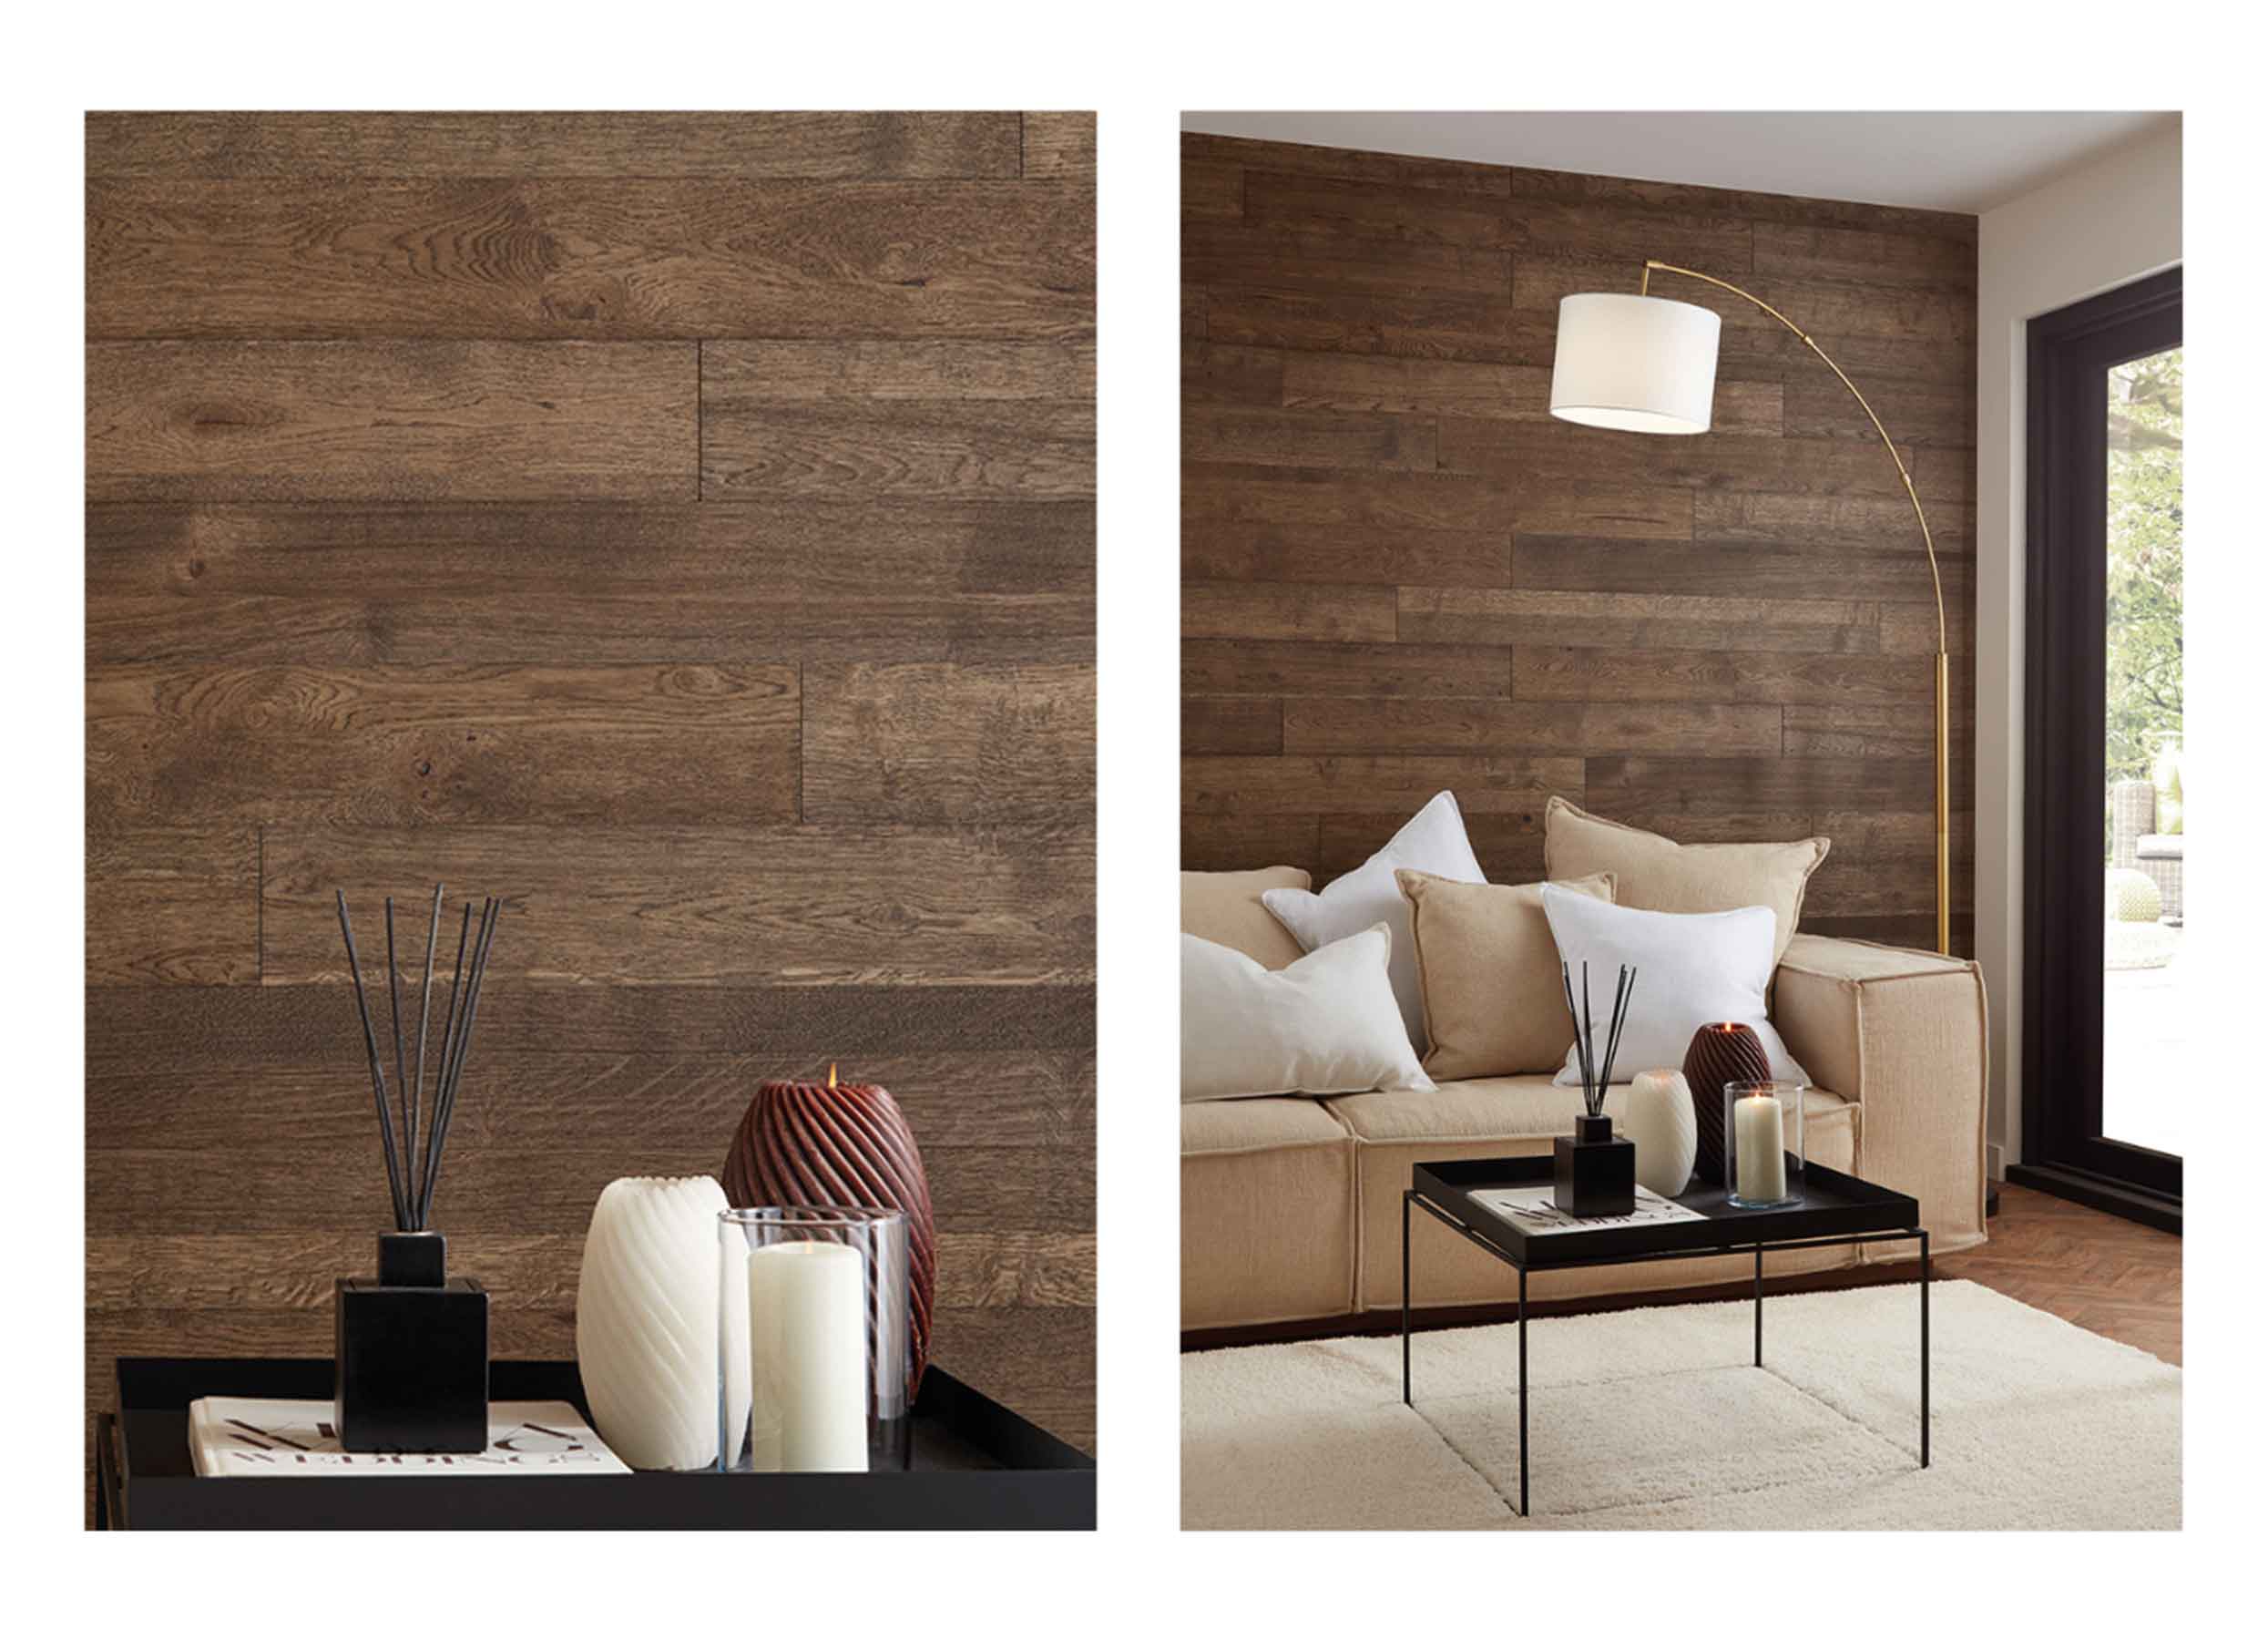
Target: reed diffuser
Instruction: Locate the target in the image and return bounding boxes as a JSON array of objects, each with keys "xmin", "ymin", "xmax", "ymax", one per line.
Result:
[
  {"xmin": 332, "ymin": 887, "xmax": 503, "ymax": 1453},
  {"xmin": 1554, "ymin": 959, "xmax": 1639, "ymax": 1217}
]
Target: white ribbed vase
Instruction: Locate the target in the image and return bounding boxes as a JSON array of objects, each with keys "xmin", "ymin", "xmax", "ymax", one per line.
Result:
[
  {"xmin": 576, "ymin": 1176, "xmax": 750, "ymax": 1471},
  {"xmin": 1624, "ymin": 1070, "xmax": 1699, "ymax": 1198}
]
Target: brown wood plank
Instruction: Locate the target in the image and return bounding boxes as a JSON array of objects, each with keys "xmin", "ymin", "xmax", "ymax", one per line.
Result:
[
  {"xmin": 1320, "ymin": 812, "xmax": 1548, "ymax": 883},
  {"xmin": 1182, "ymin": 581, "xmax": 1399, "ymax": 643},
  {"xmin": 1183, "ymin": 132, "xmax": 1511, "ymax": 195},
  {"xmin": 86, "ymin": 829, "xmax": 258, "ymax": 985},
  {"xmin": 1183, "ymin": 220, "xmax": 1511, "ymax": 299},
  {"xmin": 79, "ymin": 178, "xmax": 1088, "ymax": 342},
  {"xmin": 1442, "ymin": 419, "xmax": 1919, "ymax": 497},
  {"xmin": 1516, "ymin": 647, "xmax": 1932, "ymax": 707},
  {"xmin": 1184, "ymin": 754, "xmax": 1581, "ymax": 815},
  {"xmin": 88, "ymin": 664, "xmax": 799, "ymax": 828},
  {"xmin": 1516, "ymin": 258, "xmax": 1974, "ymax": 344},
  {"xmin": 802, "ymin": 662, "xmax": 1095, "ymax": 826},
  {"xmin": 1783, "ymin": 374, "xmax": 1975, "ymax": 448},
  {"xmin": 1180, "ymin": 812, "xmax": 1320, "ymax": 876},
  {"xmin": 1401, "ymin": 587, "xmax": 1884, "ymax": 654},
  {"xmin": 1181, "ymin": 341, "xmax": 1286, "ymax": 406},
  {"xmin": 87, "ymin": 112, "xmax": 1025, "ymax": 179},
  {"xmin": 1515, "ymin": 536, "xmax": 1974, "ymax": 610},
  {"xmin": 1242, "ymin": 171, "xmax": 1514, "ymax": 247},
  {"xmin": 1183, "ymin": 639, "xmax": 1507, "ymax": 699},
  {"xmin": 1205, "ymin": 285, "xmax": 1524, "ymax": 364},
  {"xmin": 1182, "ymin": 284, "xmax": 1210, "ymax": 339},
  {"xmin": 87, "ymin": 981, "xmax": 1096, "ymax": 1061},
  {"xmin": 87, "ymin": 341, "xmax": 697, "ymax": 502},
  {"xmin": 260, "ymin": 827, "xmax": 1094, "ymax": 987},
  {"xmin": 1282, "ymin": 699, "xmax": 1783, "ymax": 757},
  {"xmin": 87, "ymin": 179, "xmax": 1093, "ymax": 340},
  {"xmin": 1181, "ymin": 406, "xmax": 1435, "ymax": 472},
  {"xmin": 1751, "ymin": 220, "xmax": 1977, "ymax": 288},
  {"xmin": 1501, "ymin": 200, "xmax": 1752, "ymax": 269},
  {"xmin": 87, "ymin": 1048, "xmax": 1094, "ymax": 1152},
  {"xmin": 85, "ymin": 1145, "xmax": 1092, "ymax": 1236},
  {"xmin": 1692, "ymin": 491, "xmax": 1974, "ymax": 554},
  {"xmin": 1585, "ymin": 753, "xmax": 1936, "ymax": 815},
  {"xmin": 1021, "ymin": 112, "xmax": 1095, "ymax": 179},
  {"xmin": 1183, "ymin": 520, "xmax": 1510, "ymax": 589},
  {"xmin": 87, "ymin": 501, "xmax": 1094, "ymax": 668},
  {"xmin": 1184, "ymin": 462, "xmax": 1516, "ymax": 531},
  {"xmin": 1501, "ymin": 164, "xmax": 1976, "ymax": 243},
  {"xmin": 1183, "ymin": 699, "xmax": 1284, "ymax": 757},
  {"xmin": 1182, "ymin": 161, "xmax": 1245, "ymax": 219},
  {"xmin": 701, "ymin": 341, "xmax": 1094, "ymax": 499},
  {"xmin": 1517, "ymin": 484, "xmax": 1694, "ymax": 540}
]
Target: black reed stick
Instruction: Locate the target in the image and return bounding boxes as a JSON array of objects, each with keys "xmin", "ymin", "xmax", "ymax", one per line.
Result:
[
  {"xmin": 420, "ymin": 897, "xmax": 499, "ymax": 1228},
  {"xmin": 1598, "ymin": 965, "xmax": 1638, "ymax": 1095},
  {"xmin": 409, "ymin": 883, "xmax": 443, "ymax": 1201},
  {"xmin": 1580, "ymin": 959, "xmax": 1598, "ymax": 1112},
  {"xmin": 385, "ymin": 897, "xmax": 409, "ymax": 1192},
  {"xmin": 1560, "ymin": 961, "xmax": 1592, "ymax": 1109},
  {"xmin": 414, "ymin": 899, "xmax": 474, "ymax": 1228},
  {"xmin": 336, "ymin": 891, "xmax": 410, "ymax": 1231}
]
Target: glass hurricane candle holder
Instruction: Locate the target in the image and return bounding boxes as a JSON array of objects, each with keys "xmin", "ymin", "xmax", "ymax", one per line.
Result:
[
  {"xmin": 718, "ymin": 1205, "xmax": 912, "ymax": 1473},
  {"xmin": 1722, "ymin": 1081, "xmax": 1807, "ymax": 1208}
]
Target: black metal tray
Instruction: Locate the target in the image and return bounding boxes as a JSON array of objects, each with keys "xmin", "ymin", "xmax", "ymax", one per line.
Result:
[
  {"xmin": 1412, "ymin": 1155, "xmax": 1919, "ymax": 1268},
  {"xmin": 97, "ymin": 1358, "xmax": 1093, "ymax": 1530}
]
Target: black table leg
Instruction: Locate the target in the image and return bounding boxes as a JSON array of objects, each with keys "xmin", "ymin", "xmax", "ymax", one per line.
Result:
[
  {"xmin": 1517, "ymin": 1263, "xmax": 1528, "ymax": 1518},
  {"xmin": 1401, "ymin": 1190, "xmax": 1412, "ymax": 1408},
  {"xmin": 1753, "ymin": 1243, "xmax": 1763, "ymax": 1366},
  {"xmin": 1919, "ymin": 1228, "xmax": 1930, "ymax": 1469}
]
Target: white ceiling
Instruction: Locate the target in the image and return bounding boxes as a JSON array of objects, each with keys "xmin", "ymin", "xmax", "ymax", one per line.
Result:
[{"xmin": 1180, "ymin": 111, "xmax": 2178, "ymax": 215}]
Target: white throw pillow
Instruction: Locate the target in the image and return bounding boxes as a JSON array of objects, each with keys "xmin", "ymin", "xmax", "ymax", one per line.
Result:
[
  {"xmin": 1261, "ymin": 790, "xmax": 1485, "ymax": 1054},
  {"xmin": 1181, "ymin": 926, "xmax": 1436, "ymax": 1102},
  {"xmin": 1540, "ymin": 885, "xmax": 1808, "ymax": 1088}
]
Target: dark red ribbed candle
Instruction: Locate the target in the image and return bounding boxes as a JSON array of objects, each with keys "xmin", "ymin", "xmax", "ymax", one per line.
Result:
[
  {"xmin": 723, "ymin": 1068, "xmax": 936, "ymax": 1397},
  {"xmin": 1682, "ymin": 1023, "xmax": 1773, "ymax": 1191}
]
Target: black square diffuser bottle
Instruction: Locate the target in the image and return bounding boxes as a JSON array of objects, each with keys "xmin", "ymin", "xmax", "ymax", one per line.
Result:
[
  {"xmin": 336, "ymin": 1231, "xmax": 489, "ymax": 1452},
  {"xmin": 1553, "ymin": 1113, "xmax": 1637, "ymax": 1217},
  {"xmin": 329, "ymin": 887, "xmax": 506, "ymax": 1452}
]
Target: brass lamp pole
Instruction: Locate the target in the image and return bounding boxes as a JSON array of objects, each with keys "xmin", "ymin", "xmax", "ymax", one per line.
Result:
[{"xmin": 1550, "ymin": 261, "xmax": 1952, "ymax": 955}]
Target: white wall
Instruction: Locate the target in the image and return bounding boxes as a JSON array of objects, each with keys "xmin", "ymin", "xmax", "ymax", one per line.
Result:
[{"xmin": 1975, "ymin": 119, "xmax": 2182, "ymax": 1171}]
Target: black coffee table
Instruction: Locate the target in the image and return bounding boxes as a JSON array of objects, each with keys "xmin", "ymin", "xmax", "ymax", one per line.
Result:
[{"xmin": 1403, "ymin": 1155, "xmax": 1927, "ymax": 1517}]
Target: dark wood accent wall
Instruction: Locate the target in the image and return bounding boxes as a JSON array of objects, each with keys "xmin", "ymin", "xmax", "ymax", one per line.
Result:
[
  {"xmin": 1181, "ymin": 133, "xmax": 1977, "ymax": 951},
  {"xmin": 86, "ymin": 114, "xmax": 1097, "ymax": 1485}
]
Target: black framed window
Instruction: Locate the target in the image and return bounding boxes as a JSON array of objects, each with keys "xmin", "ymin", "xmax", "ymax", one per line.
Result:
[{"xmin": 2017, "ymin": 266, "xmax": 2181, "ymax": 1228}]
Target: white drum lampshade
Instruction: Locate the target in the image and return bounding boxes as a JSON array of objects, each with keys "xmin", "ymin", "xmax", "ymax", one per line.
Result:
[{"xmin": 1548, "ymin": 292, "xmax": 1722, "ymax": 436}]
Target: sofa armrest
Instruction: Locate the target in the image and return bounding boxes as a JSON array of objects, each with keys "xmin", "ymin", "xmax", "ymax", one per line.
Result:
[{"xmin": 1774, "ymin": 933, "xmax": 1988, "ymax": 1256}]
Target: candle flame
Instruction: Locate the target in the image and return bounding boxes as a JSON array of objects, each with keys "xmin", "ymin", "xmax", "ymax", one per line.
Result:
[{"xmin": 828, "ymin": 1061, "xmax": 837, "ymax": 1090}]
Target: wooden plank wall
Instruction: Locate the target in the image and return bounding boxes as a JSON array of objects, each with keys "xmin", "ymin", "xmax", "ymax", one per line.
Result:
[
  {"xmin": 85, "ymin": 113, "xmax": 1097, "ymax": 1495},
  {"xmin": 1180, "ymin": 133, "xmax": 1977, "ymax": 951}
]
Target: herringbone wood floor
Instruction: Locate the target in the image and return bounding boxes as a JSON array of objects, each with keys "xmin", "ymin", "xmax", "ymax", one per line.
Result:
[{"xmin": 1940, "ymin": 1184, "xmax": 2181, "ymax": 1365}]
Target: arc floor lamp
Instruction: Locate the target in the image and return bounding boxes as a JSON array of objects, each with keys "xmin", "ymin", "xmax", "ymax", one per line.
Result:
[{"xmin": 1548, "ymin": 261, "xmax": 1952, "ymax": 956}]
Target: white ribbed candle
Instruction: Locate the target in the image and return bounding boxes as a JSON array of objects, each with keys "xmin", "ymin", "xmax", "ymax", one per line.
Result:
[{"xmin": 575, "ymin": 1176, "xmax": 749, "ymax": 1471}]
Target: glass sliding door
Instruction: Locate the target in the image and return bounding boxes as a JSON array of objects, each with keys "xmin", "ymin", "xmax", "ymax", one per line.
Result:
[{"xmin": 2018, "ymin": 267, "xmax": 2182, "ymax": 1225}]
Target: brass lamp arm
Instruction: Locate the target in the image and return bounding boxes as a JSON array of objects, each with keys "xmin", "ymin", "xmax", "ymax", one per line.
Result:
[{"xmin": 1640, "ymin": 260, "xmax": 1946, "ymax": 656}]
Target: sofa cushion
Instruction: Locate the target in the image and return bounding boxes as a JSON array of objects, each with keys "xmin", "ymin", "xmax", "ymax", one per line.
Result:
[
  {"xmin": 1398, "ymin": 868, "xmax": 1615, "ymax": 1081},
  {"xmin": 1181, "ymin": 866, "xmax": 1310, "ymax": 969},
  {"xmin": 1183, "ymin": 1094, "xmax": 1349, "ymax": 1154},
  {"xmin": 1543, "ymin": 795, "xmax": 1826, "ymax": 968},
  {"xmin": 1183, "ymin": 927, "xmax": 1434, "ymax": 1102}
]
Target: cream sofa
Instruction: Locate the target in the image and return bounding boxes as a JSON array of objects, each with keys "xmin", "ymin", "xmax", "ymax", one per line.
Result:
[{"xmin": 1181, "ymin": 868, "xmax": 1990, "ymax": 1334}]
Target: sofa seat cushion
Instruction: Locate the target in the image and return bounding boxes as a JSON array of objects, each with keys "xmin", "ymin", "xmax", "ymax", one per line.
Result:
[
  {"xmin": 1184, "ymin": 1093, "xmax": 1349, "ymax": 1154},
  {"xmin": 1328, "ymin": 1075, "xmax": 1849, "ymax": 1146}
]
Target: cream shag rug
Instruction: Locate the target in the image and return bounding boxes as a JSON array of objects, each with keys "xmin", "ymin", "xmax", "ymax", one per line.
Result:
[{"xmin": 1182, "ymin": 1281, "xmax": 2179, "ymax": 1530}]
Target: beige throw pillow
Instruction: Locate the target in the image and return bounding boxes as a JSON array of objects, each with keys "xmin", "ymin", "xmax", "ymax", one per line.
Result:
[
  {"xmin": 1397, "ymin": 869, "xmax": 1617, "ymax": 1080},
  {"xmin": 1181, "ymin": 866, "xmax": 1311, "ymax": 970},
  {"xmin": 1541, "ymin": 796, "xmax": 1827, "ymax": 968}
]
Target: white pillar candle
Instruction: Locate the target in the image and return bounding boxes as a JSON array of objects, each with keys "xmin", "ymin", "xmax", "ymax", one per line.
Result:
[
  {"xmin": 746, "ymin": 1240, "xmax": 868, "ymax": 1472},
  {"xmin": 1733, "ymin": 1092, "xmax": 1788, "ymax": 1201}
]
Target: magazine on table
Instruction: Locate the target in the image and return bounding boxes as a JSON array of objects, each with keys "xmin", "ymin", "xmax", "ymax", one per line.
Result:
[
  {"xmin": 188, "ymin": 1399, "xmax": 629, "ymax": 1476},
  {"xmin": 1470, "ymin": 1184, "xmax": 1706, "ymax": 1235}
]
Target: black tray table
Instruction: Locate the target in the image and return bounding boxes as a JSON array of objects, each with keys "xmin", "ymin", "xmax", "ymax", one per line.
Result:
[
  {"xmin": 1404, "ymin": 1156, "xmax": 1926, "ymax": 1515},
  {"xmin": 97, "ymin": 1358, "xmax": 1094, "ymax": 1530}
]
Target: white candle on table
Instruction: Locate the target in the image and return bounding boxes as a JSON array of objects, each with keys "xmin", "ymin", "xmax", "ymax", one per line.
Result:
[
  {"xmin": 1733, "ymin": 1092, "xmax": 1787, "ymax": 1202},
  {"xmin": 746, "ymin": 1240, "xmax": 868, "ymax": 1472}
]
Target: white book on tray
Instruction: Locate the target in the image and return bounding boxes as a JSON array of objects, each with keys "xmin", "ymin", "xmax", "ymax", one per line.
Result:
[
  {"xmin": 188, "ymin": 1398, "xmax": 630, "ymax": 1477},
  {"xmin": 1468, "ymin": 1184, "xmax": 1706, "ymax": 1235}
]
